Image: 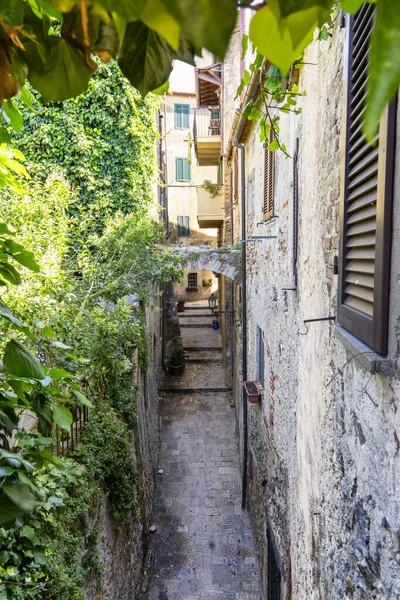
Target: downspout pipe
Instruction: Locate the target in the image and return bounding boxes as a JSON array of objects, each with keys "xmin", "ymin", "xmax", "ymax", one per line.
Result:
[{"xmin": 234, "ymin": 137, "xmax": 248, "ymax": 510}]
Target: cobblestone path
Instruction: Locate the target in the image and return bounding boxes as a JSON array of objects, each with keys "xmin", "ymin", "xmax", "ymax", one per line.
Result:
[{"xmin": 142, "ymin": 302, "xmax": 262, "ymax": 599}]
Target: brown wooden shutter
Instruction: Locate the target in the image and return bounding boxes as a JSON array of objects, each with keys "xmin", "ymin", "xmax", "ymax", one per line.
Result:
[
  {"xmin": 338, "ymin": 3, "xmax": 396, "ymax": 354},
  {"xmin": 263, "ymin": 131, "xmax": 275, "ymax": 221}
]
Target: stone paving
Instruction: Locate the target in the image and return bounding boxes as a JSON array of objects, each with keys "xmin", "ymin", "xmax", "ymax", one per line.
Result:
[{"xmin": 142, "ymin": 302, "xmax": 262, "ymax": 600}]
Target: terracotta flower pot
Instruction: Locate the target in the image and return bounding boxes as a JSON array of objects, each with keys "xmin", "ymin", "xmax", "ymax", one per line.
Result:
[
  {"xmin": 169, "ymin": 363, "xmax": 184, "ymax": 375},
  {"xmin": 243, "ymin": 381, "xmax": 261, "ymax": 403},
  {"xmin": 177, "ymin": 303, "xmax": 185, "ymax": 312}
]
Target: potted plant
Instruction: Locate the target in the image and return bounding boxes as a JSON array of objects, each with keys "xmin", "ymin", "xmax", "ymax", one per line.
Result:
[
  {"xmin": 186, "ymin": 285, "xmax": 198, "ymax": 293},
  {"xmin": 243, "ymin": 381, "xmax": 262, "ymax": 404},
  {"xmin": 169, "ymin": 349, "xmax": 187, "ymax": 375},
  {"xmin": 176, "ymin": 297, "xmax": 185, "ymax": 312},
  {"xmin": 202, "ymin": 278, "xmax": 213, "ymax": 288}
]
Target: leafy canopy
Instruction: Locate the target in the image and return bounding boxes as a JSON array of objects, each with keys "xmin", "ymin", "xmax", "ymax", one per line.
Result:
[{"xmin": 1, "ymin": 0, "xmax": 397, "ymax": 138}]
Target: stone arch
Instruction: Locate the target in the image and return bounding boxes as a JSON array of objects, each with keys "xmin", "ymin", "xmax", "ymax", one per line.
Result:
[{"xmin": 174, "ymin": 246, "xmax": 241, "ymax": 281}]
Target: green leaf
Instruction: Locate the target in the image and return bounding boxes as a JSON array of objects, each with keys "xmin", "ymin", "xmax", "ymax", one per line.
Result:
[
  {"xmin": 241, "ymin": 33, "xmax": 249, "ymax": 60},
  {"xmin": 0, "ymin": 0, "xmax": 24, "ymax": 26},
  {"xmin": 52, "ymin": 405, "xmax": 73, "ymax": 430},
  {"xmin": 0, "ymin": 467, "xmax": 15, "ymax": 477},
  {"xmin": 0, "ymin": 299, "xmax": 27, "ymax": 329},
  {"xmin": 0, "ymin": 263, "xmax": 21, "ymax": 285},
  {"xmin": 249, "ymin": 2, "xmax": 332, "ymax": 75},
  {"xmin": 0, "ymin": 128, "xmax": 11, "ymax": 144},
  {"xmin": 141, "ymin": 0, "xmax": 181, "ymax": 51},
  {"xmin": 1, "ymin": 484, "xmax": 42, "ymax": 524},
  {"xmin": 43, "ymin": 325, "xmax": 56, "ymax": 338},
  {"xmin": 52, "ymin": 340, "xmax": 72, "ymax": 349},
  {"xmin": 28, "ymin": 37, "xmax": 95, "ymax": 102},
  {"xmin": 97, "ymin": 0, "xmax": 147, "ymax": 21},
  {"xmin": 364, "ymin": 0, "xmax": 400, "ymax": 140},
  {"xmin": 20, "ymin": 525, "xmax": 35, "ymax": 541},
  {"xmin": 152, "ymin": 80, "xmax": 169, "ymax": 95},
  {"xmin": 267, "ymin": 138, "xmax": 280, "ymax": 151},
  {"xmin": 3, "ymin": 339, "xmax": 45, "ymax": 380},
  {"xmin": 3, "ymin": 239, "xmax": 40, "ymax": 272},
  {"xmin": 119, "ymin": 23, "xmax": 194, "ymax": 95},
  {"xmin": 0, "ymin": 223, "xmax": 15, "ymax": 235},
  {"xmin": 3, "ymin": 100, "xmax": 23, "ymax": 133},
  {"xmin": 27, "ymin": 0, "xmax": 63, "ymax": 20},
  {"xmin": 340, "ymin": 0, "xmax": 364, "ymax": 13},
  {"xmin": 163, "ymin": 0, "xmax": 237, "ymax": 58},
  {"xmin": 72, "ymin": 389, "xmax": 92, "ymax": 408}
]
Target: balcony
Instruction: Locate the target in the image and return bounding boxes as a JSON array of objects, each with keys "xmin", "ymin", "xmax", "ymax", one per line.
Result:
[
  {"xmin": 193, "ymin": 107, "xmax": 221, "ymax": 166},
  {"xmin": 197, "ymin": 187, "xmax": 224, "ymax": 229}
]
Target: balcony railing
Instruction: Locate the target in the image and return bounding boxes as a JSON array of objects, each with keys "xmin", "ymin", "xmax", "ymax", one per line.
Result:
[{"xmin": 193, "ymin": 107, "xmax": 221, "ymax": 166}]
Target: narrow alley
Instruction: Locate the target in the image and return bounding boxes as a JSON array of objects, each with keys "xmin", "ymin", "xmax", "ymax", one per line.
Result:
[{"xmin": 143, "ymin": 301, "xmax": 262, "ymax": 599}]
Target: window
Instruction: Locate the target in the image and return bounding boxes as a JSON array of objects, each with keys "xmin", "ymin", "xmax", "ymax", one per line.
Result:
[
  {"xmin": 187, "ymin": 272, "xmax": 197, "ymax": 287},
  {"xmin": 175, "ymin": 157, "xmax": 191, "ymax": 181},
  {"xmin": 267, "ymin": 526, "xmax": 281, "ymax": 600},
  {"xmin": 177, "ymin": 216, "xmax": 190, "ymax": 236},
  {"xmin": 338, "ymin": 4, "xmax": 396, "ymax": 354},
  {"xmin": 174, "ymin": 103, "xmax": 190, "ymax": 129},
  {"xmin": 248, "ymin": 168, "xmax": 255, "ymax": 214},
  {"xmin": 257, "ymin": 326, "xmax": 265, "ymax": 386},
  {"xmin": 263, "ymin": 130, "xmax": 275, "ymax": 221}
]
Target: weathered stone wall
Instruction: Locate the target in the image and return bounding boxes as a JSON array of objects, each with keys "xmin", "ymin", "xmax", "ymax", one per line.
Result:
[
  {"xmin": 224, "ymin": 19, "xmax": 400, "ymax": 600},
  {"xmin": 85, "ymin": 286, "xmax": 164, "ymax": 600}
]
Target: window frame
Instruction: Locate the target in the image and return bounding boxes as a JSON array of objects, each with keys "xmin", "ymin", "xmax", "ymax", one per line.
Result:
[
  {"xmin": 263, "ymin": 130, "xmax": 275, "ymax": 222},
  {"xmin": 177, "ymin": 215, "xmax": 190, "ymax": 237},
  {"xmin": 175, "ymin": 157, "xmax": 192, "ymax": 182},
  {"xmin": 257, "ymin": 326, "xmax": 265, "ymax": 387},
  {"xmin": 174, "ymin": 103, "xmax": 190, "ymax": 129},
  {"xmin": 337, "ymin": 7, "xmax": 396, "ymax": 355},
  {"xmin": 187, "ymin": 272, "xmax": 198, "ymax": 287}
]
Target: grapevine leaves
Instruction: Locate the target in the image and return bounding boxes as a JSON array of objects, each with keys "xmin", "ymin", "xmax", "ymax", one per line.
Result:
[
  {"xmin": 364, "ymin": 0, "xmax": 400, "ymax": 139},
  {"xmin": 119, "ymin": 22, "xmax": 194, "ymax": 95},
  {"xmin": 249, "ymin": 0, "xmax": 333, "ymax": 76}
]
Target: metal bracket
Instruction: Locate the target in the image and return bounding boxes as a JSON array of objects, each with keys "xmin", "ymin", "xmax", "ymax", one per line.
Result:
[{"xmin": 299, "ymin": 316, "xmax": 336, "ymax": 336}]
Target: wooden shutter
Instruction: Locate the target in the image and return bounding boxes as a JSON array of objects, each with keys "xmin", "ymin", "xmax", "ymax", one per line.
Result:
[
  {"xmin": 338, "ymin": 4, "xmax": 396, "ymax": 354},
  {"xmin": 263, "ymin": 131, "xmax": 275, "ymax": 221},
  {"xmin": 174, "ymin": 104, "xmax": 190, "ymax": 129},
  {"xmin": 178, "ymin": 216, "xmax": 190, "ymax": 236}
]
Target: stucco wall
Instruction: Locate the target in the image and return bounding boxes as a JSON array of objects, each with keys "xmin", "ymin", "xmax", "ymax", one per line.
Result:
[{"xmin": 224, "ymin": 18, "xmax": 400, "ymax": 600}]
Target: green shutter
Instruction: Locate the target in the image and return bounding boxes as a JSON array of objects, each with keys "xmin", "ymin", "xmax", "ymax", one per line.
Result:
[
  {"xmin": 176, "ymin": 158, "xmax": 191, "ymax": 181},
  {"xmin": 178, "ymin": 216, "xmax": 190, "ymax": 236},
  {"xmin": 174, "ymin": 104, "xmax": 190, "ymax": 129}
]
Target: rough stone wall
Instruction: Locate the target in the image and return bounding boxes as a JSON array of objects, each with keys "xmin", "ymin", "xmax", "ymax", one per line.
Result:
[
  {"xmin": 85, "ymin": 286, "xmax": 164, "ymax": 600},
  {"xmin": 225, "ymin": 19, "xmax": 400, "ymax": 600}
]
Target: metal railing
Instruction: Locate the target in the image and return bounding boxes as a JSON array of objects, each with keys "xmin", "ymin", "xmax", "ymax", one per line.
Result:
[
  {"xmin": 54, "ymin": 405, "xmax": 89, "ymax": 457},
  {"xmin": 193, "ymin": 106, "xmax": 220, "ymax": 138}
]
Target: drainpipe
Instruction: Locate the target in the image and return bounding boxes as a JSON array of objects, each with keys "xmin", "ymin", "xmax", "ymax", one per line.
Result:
[{"xmin": 234, "ymin": 138, "xmax": 248, "ymax": 510}]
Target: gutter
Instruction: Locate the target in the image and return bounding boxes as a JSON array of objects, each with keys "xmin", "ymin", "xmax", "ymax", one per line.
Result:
[{"xmin": 234, "ymin": 138, "xmax": 248, "ymax": 510}]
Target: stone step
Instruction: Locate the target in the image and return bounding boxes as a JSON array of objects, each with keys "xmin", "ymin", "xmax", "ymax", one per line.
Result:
[
  {"xmin": 178, "ymin": 313, "xmax": 212, "ymax": 318},
  {"xmin": 159, "ymin": 387, "xmax": 232, "ymax": 394},
  {"xmin": 184, "ymin": 346, "xmax": 222, "ymax": 352},
  {"xmin": 180, "ymin": 323, "xmax": 213, "ymax": 328}
]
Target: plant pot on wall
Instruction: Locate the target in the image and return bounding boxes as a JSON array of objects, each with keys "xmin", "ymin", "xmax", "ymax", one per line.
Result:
[
  {"xmin": 243, "ymin": 381, "xmax": 261, "ymax": 404},
  {"xmin": 186, "ymin": 287, "xmax": 198, "ymax": 293}
]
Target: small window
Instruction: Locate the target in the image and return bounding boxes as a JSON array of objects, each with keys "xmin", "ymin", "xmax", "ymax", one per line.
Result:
[
  {"xmin": 174, "ymin": 103, "xmax": 190, "ymax": 129},
  {"xmin": 257, "ymin": 326, "xmax": 265, "ymax": 386},
  {"xmin": 267, "ymin": 527, "xmax": 282, "ymax": 600},
  {"xmin": 177, "ymin": 216, "xmax": 190, "ymax": 236},
  {"xmin": 248, "ymin": 168, "xmax": 255, "ymax": 214},
  {"xmin": 175, "ymin": 157, "xmax": 191, "ymax": 181},
  {"xmin": 187, "ymin": 272, "xmax": 198, "ymax": 287},
  {"xmin": 263, "ymin": 131, "xmax": 275, "ymax": 221}
]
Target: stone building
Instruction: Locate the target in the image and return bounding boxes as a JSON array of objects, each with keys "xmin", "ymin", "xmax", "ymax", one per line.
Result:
[{"xmin": 190, "ymin": 5, "xmax": 400, "ymax": 599}]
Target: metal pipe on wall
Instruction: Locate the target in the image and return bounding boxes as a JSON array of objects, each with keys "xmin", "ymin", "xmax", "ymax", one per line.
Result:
[{"xmin": 235, "ymin": 138, "xmax": 248, "ymax": 510}]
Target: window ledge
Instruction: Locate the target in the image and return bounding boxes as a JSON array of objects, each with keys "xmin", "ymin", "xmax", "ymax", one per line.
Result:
[{"xmin": 334, "ymin": 324, "xmax": 396, "ymax": 375}]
